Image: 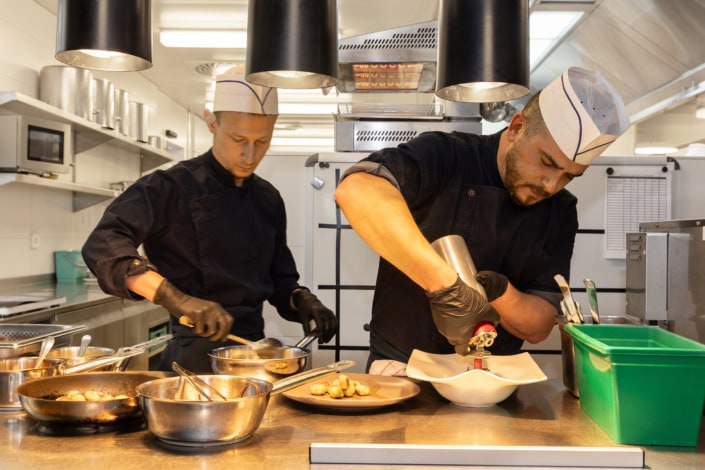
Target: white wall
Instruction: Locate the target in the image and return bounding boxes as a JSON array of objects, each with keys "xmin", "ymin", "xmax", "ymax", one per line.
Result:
[{"xmin": 0, "ymin": 1, "xmax": 210, "ymax": 280}]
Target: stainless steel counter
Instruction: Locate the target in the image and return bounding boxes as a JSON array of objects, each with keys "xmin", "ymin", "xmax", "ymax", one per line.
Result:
[
  {"xmin": 0, "ymin": 356, "xmax": 702, "ymax": 469},
  {"xmin": 0, "ymin": 275, "xmax": 169, "ymax": 368},
  {"xmin": 0, "ymin": 275, "xmax": 114, "ymax": 324}
]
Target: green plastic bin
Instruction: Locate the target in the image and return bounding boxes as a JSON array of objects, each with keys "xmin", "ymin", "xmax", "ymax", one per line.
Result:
[{"xmin": 564, "ymin": 324, "xmax": 705, "ymax": 446}]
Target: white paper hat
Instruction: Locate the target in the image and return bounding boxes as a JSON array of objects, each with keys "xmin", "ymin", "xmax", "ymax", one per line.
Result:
[
  {"xmin": 539, "ymin": 67, "xmax": 629, "ymax": 165},
  {"xmin": 212, "ymin": 68, "xmax": 278, "ymax": 115}
]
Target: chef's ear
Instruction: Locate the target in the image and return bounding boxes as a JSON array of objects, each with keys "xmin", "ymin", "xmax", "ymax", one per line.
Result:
[
  {"xmin": 203, "ymin": 109, "xmax": 217, "ymax": 134},
  {"xmin": 505, "ymin": 112, "xmax": 526, "ymax": 143}
]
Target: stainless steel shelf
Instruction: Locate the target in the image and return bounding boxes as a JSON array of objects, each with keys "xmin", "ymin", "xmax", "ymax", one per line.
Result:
[
  {"xmin": 0, "ymin": 91, "xmax": 173, "ymax": 210},
  {"xmin": 0, "ymin": 173, "xmax": 118, "ymax": 211},
  {"xmin": 0, "ymin": 91, "xmax": 174, "ymax": 172}
]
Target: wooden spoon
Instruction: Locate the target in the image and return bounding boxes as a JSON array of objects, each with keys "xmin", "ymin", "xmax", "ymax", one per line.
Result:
[{"xmin": 178, "ymin": 316, "xmax": 283, "ymax": 349}]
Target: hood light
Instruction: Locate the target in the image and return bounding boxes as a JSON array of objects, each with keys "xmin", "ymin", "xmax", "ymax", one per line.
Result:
[
  {"xmin": 55, "ymin": 0, "xmax": 152, "ymax": 72},
  {"xmin": 436, "ymin": 0, "xmax": 530, "ymax": 103},
  {"xmin": 246, "ymin": 0, "xmax": 338, "ymax": 89}
]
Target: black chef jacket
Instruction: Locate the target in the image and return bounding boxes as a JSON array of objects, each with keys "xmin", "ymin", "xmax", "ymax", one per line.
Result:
[
  {"xmin": 82, "ymin": 150, "xmax": 302, "ymax": 369},
  {"xmin": 343, "ymin": 130, "xmax": 577, "ymax": 360}
]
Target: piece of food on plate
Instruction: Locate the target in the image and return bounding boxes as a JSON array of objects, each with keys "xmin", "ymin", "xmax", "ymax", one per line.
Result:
[{"xmin": 308, "ymin": 374, "xmax": 370, "ymax": 399}]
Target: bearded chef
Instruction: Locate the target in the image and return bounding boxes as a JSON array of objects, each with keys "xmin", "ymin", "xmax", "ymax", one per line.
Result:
[{"xmin": 335, "ymin": 67, "xmax": 629, "ymax": 372}]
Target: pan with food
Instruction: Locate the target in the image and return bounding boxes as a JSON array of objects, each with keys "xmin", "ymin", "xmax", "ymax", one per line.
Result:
[
  {"xmin": 209, "ymin": 333, "xmax": 318, "ymax": 382},
  {"xmin": 16, "ymin": 371, "xmax": 161, "ymax": 426}
]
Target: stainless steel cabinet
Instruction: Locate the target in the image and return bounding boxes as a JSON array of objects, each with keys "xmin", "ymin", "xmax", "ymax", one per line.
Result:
[{"xmin": 54, "ymin": 299, "xmax": 169, "ymax": 370}]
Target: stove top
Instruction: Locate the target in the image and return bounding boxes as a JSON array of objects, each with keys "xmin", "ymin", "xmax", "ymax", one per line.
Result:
[{"xmin": 0, "ymin": 295, "xmax": 67, "ymax": 317}]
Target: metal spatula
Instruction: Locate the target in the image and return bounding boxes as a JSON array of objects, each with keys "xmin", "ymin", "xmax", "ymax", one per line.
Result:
[
  {"xmin": 583, "ymin": 278, "xmax": 601, "ymax": 324},
  {"xmin": 554, "ymin": 274, "xmax": 582, "ymax": 323}
]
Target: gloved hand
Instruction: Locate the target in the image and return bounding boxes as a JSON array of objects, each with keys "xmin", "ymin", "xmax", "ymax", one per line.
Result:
[
  {"xmin": 426, "ymin": 276, "xmax": 500, "ymax": 355},
  {"xmin": 293, "ymin": 288, "xmax": 337, "ymax": 344},
  {"xmin": 153, "ymin": 279, "xmax": 233, "ymax": 341},
  {"xmin": 476, "ymin": 270, "xmax": 509, "ymax": 302}
]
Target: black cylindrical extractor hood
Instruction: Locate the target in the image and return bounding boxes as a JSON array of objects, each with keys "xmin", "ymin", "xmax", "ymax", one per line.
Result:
[{"xmin": 436, "ymin": 0, "xmax": 529, "ymax": 103}]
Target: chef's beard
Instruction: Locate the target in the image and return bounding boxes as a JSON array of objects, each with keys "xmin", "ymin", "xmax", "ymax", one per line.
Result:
[{"xmin": 503, "ymin": 143, "xmax": 551, "ymax": 207}]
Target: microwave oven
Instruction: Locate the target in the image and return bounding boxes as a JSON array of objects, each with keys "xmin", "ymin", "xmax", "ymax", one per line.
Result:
[{"xmin": 0, "ymin": 114, "xmax": 73, "ymax": 174}]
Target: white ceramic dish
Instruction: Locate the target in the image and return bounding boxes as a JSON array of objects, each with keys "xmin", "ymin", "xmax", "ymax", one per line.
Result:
[{"xmin": 406, "ymin": 350, "xmax": 547, "ymax": 407}]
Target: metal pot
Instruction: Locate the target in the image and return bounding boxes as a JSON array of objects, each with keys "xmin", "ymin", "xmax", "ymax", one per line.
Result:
[
  {"xmin": 136, "ymin": 360, "xmax": 353, "ymax": 446},
  {"xmin": 16, "ymin": 372, "xmax": 161, "ymax": 426},
  {"xmin": 129, "ymin": 101, "xmax": 148, "ymax": 142},
  {"xmin": 39, "ymin": 65, "xmax": 93, "ymax": 120},
  {"xmin": 46, "ymin": 346, "xmax": 116, "ymax": 368},
  {"xmin": 93, "ymin": 78, "xmax": 115, "ymax": 129},
  {"xmin": 0, "ymin": 357, "xmax": 65, "ymax": 409},
  {"xmin": 209, "ymin": 334, "xmax": 317, "ymax": 382},
  {"xmin": 114, "ymin": 88, "xmax": 130, "ymax": 135}
]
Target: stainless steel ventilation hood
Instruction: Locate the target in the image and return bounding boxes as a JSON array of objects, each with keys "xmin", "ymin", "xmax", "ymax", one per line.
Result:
[
  {"xmin": 531, "ymin": 0, "xmax": 705, "ymax": 124},
  {"xmin": 336, "ymin": 1, "xmax": 705, "ymax": 128},
  {"xmin": 337, "ymin": 21, "xmax": 438, "ymax": 94}
]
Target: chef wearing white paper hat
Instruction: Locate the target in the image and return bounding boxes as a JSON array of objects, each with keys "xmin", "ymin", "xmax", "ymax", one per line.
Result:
[
  {"xmin": 335, "ymin": 66, "xmax": 628, "ymax": 369},
  {"xmin": 82, "ymin": 68, "xmax": 337, "ymax": 372},
  {"xmin": 539, "ymin": 66, "xmax": 629, "ymax": 166}
]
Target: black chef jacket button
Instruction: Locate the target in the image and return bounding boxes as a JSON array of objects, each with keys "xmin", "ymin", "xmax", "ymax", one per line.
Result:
[
  {"xmin": 467, "ymin": 189, "xmax": 477, "ymax": 197},
  {"xmin": 192, "ymin": 201, "xmax": 201, "ymax": 210}
]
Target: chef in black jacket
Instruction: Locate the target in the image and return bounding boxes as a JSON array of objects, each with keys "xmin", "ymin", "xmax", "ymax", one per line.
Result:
[
  {"xmin": 335, "ymin": 67, "xmax": 630, "ymax": 371},
  {"xmin": 82, "ymin": 69, "xmax": 337, "ymax": 372}
]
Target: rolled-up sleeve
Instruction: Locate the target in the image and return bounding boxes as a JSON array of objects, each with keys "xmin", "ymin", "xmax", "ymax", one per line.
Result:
[
  {"xmin": 82, "ymin": 173, "xmax": 175, "ymax": 300},
  {"xmin": 340, "ymin": 161, "xmax": 401, "ymax": 191}
]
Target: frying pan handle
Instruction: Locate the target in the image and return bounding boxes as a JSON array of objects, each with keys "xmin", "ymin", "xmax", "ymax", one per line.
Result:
[
  {"xmin": 271, "ymin": 360, "xmax": 356, "ymax": 395},
  {"xmin": 125, "ymin": 334, "xmax": 173, "ymax": 352},
  {"xmin": 62, "ymin": 334, "xmax": 174, "ymax": 374},
  {"xmin": 62, "ymin": 348, "xmax": 144, "ymax": 374}
]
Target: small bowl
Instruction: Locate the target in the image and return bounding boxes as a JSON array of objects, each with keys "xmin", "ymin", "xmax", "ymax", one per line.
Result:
[{"xmin": 406, "ymin": 350, "xmax": 547, "ymax": 407}]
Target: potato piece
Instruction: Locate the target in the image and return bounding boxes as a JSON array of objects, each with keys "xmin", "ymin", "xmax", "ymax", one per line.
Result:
[
  {"xmin": 84, "ymin": 390, "xmax": 103, "ymax": 401},
  {"xmin": 343, "ymin": 383, "xmax": 356, "ymax": 397},
  {"xmin": 310, "ymin": 383, "xmax": 327, "ymax": 396},
  {"xmin": 355, "ymin": 383, "xmax": 370, "ymax": 396},
  {"xmin": 327, "ymin": 385, "xmax": 344, "ymax": 398},
  {"xmin": 338, "ymin": 374, "xmax": 350, "ymax": 390}
]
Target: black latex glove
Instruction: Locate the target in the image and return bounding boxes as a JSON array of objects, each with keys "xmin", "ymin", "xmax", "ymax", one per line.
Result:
[
  {"xmin": 426, "ymin": 276, "xmax": 500, "ymax": 355},
  {"xmin": 293, "ymin": 288, "xmax": 337, "ymax": 344},
  {"xmin": 476, "ymin": 270, "xmax": 509, "ymax": 302},
  {"xmin": 153, "ymin": 279, "xmax": 233, "ymax": 341}
]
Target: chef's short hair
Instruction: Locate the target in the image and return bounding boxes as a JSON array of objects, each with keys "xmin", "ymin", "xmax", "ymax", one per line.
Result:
[{"xmin": 521, "ymin": 92, "xmax": 547, "ymax": 138}]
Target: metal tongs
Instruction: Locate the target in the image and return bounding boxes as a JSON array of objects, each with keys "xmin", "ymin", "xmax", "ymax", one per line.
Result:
[
  {"xmin": 172, "ymin": 361, "xmax": 229, "ymax": 401},
  {"xmin": 554, "ymin": 274, "xmax": 583, "ymax": 323}
]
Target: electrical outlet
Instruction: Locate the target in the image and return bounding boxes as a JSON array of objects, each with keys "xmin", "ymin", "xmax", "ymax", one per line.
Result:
[{"xmin": 30, "ymin": 232, "xmax": 40, "ymax": 250}]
